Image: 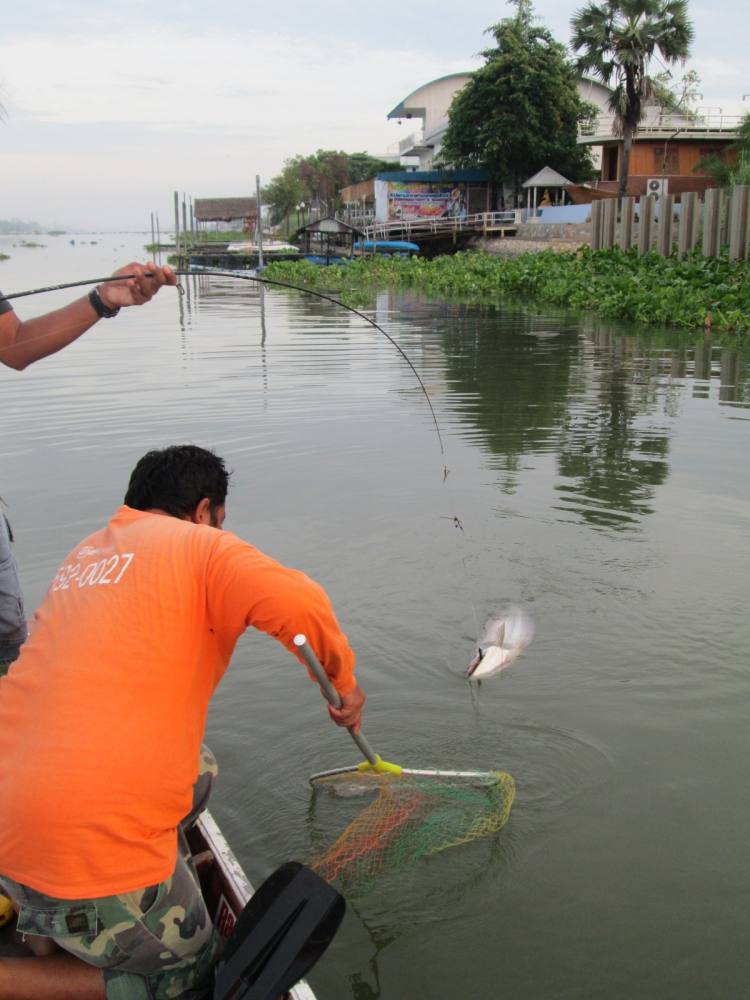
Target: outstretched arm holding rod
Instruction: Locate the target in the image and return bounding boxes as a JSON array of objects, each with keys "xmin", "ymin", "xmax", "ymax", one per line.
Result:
[{"xmin": 0, "ymin": 262, "xmax": 176, "ymax": 371}]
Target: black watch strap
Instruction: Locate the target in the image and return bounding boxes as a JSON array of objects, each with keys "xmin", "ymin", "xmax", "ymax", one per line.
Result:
[{"xmin": 88, "ymin": 287, "xmax": 120, "ymax": 319}]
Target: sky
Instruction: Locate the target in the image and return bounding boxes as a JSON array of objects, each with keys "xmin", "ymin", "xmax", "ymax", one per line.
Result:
[{"xmin": 0, "ymin": 0, "xmax": 747, "ymax": 230}]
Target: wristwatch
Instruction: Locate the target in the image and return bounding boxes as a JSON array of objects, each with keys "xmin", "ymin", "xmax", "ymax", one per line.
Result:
[{"xmin": 88, "ymin": 286, "xmax": 120, "ymax": 319}]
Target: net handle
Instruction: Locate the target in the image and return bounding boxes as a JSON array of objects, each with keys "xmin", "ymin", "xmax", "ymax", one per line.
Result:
[{"xmin": 293, "ymin": 634, "xmax": 379, "ymax": 767}]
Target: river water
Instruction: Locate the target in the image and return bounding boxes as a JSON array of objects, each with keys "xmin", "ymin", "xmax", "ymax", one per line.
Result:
[{"xmin": 2, "ymin": 234, "xmax": 749, "ymax": 999}]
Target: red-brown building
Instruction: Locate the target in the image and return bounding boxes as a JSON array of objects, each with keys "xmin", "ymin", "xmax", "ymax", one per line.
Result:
[{"xmin": 578, "ymin": 109, "xmax": 740, "ymax": 197}]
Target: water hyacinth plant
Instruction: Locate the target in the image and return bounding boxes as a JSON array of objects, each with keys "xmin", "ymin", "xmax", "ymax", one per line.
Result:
[{"xmin": 264, "ymin": 249, "xmax": 750, "ymax": 335}]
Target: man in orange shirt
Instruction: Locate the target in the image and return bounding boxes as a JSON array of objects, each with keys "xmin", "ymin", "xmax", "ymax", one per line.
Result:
[{"xmin": 0, "ymin": 444, "xmax": 365, "ymax": 1000}]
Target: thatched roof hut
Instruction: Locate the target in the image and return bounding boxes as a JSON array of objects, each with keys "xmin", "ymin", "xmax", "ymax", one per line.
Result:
[{"xmin": 194, "ymin": 198, "xmax": 257, "ymax": 223}]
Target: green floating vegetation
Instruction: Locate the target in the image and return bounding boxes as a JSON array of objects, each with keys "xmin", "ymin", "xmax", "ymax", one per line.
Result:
[
  {"xmin": 0, "ymin": 253, "xmax": 9, "ymax": 262},
  {"xmin": 264, "ymin": 248, "xmax": 750, "ymax": 335}
]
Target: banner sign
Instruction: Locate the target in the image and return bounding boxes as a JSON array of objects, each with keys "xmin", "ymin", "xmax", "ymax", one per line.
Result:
[{"xmin": 386, "ymin": 182, "xmax": 467, "ymax": 221}]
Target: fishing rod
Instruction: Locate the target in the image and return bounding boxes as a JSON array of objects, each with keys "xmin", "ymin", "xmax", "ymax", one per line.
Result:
[{"xmin": 0, "ymin": 270, "xmax": 446, "ymax": 463}]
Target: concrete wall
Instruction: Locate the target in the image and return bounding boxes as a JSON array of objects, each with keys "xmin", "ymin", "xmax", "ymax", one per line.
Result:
[{"xmin": 513, "ymin": 222, "xmax": 591, "ymax": 241}]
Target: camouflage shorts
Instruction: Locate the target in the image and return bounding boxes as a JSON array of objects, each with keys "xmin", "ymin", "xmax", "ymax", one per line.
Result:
[{"xmin": 1, "ymin": 746, "xmax": 222, "ymax": 1000}]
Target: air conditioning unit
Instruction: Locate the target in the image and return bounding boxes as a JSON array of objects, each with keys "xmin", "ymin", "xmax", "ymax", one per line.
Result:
[{"xmin": 646, "ymin": 178, "xmax": 669, "ymax": 197}]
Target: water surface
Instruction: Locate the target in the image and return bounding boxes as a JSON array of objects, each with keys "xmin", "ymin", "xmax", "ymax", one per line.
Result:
[{"xmin": 2, "ymin": 235, "xmax": 749, "ymax": 998}]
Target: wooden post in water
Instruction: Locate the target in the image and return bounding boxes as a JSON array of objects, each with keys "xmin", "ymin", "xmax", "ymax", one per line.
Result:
[
  {"xmin": 602, "ymin": 198, "xmax": 616, "ymax": 248},
  {"xmin": 150, "ymin": 212, "xmax": 155, "ymax": 253},
  {"xmin": 618, "ymin": 197, "xmax": 634, "ymax": 250},
  {"xmin": 657, "ymin": 195, "xmax": 674, "ymax": 256},
  {"xmin": 256, "ymin": 174, "xmax": 264, "ymax": 269},
  {"xmin": 156, "ymin": 213, "xmax": 161, "ymax": 264},
  {"xmin": 729, "ymin": 185, "xmax": 750, "ymax": 261},
  {"xmin": 182, "ymin": 195, "xmax": 188, "ymax": 251},
  {"xmin": 702, "ymin": 188, "xmax": 721, "ymax": 258},
  {"xmin": 638, "ymin": 196, "xmax": 655, "ymax": 255},
  {"xmin": 173, "ymin": 191, "xmax": 180, "ymax": 256}
]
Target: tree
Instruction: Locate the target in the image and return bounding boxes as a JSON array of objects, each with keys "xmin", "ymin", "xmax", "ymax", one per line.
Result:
[
  {"xmin": 695, "ymin": 112, "xmax": 750, "ymax": 189},
  {"xmin": 439, "ymin": 0, "xmax": 597, "ymax": 204},
  {"xmin": 649, "ymin": 68, "xmax": 701, "ymax": 116},
  {"xmin": 263, "ymin": 150, "xmax": 393, "ymax": 224},
  {"xmin": 570, "ymin": 0, "xmax": 694, "ymax": 197}
]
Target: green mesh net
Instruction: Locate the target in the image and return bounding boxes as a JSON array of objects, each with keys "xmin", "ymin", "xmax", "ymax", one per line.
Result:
[{"xmin": 310, "ymin": 770, "xmax": 515, "ymax": 895}]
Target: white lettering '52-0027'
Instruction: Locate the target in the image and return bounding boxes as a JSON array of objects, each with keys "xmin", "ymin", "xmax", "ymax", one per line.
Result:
[{"xmin": 51, "ymin": 553, "xmax": 135, "ymax": 592}]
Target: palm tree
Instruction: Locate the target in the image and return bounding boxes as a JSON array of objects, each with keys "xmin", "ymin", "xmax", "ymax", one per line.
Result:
[{"xmin": 570, "ymin": 0, "xmax": 694, "ymax": 197}]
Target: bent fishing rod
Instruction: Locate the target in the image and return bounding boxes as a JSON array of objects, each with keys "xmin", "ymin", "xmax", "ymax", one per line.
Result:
[{"xmin": 0, "ymin": 269, "xmax": 445, "ymax": 464}]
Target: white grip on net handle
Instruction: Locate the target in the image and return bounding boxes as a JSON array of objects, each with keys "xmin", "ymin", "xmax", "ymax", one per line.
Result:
[{"xmin": 293, "ymin": 633, "xmax": 378, "ymax": 766}]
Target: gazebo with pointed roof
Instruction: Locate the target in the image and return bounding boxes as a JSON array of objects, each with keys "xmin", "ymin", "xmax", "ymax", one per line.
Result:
[{"xmin": 522, "ymin": 166, "xmax": 572, "ymax": 212}]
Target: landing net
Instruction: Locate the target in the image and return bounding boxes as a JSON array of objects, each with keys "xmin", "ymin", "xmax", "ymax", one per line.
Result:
[{"xmin": 310, "ymin": 770, "xmax": 515, "ymax": 895}]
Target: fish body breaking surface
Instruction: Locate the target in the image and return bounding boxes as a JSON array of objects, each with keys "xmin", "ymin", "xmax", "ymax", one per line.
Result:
[{"xmin": 466, "ymin": 607, "xmax": 535, "ymax": 679}]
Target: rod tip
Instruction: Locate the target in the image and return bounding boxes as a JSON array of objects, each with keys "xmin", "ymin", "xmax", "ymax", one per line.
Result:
[{"xmin": 293, "ymin": 634, "xmax": 306, "ymax": 647}]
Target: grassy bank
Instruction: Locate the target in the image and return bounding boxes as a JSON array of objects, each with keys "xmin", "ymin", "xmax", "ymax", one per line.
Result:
[{"xmin": 263, "ymin": 248, "xmax": 750, "ymax": 335}]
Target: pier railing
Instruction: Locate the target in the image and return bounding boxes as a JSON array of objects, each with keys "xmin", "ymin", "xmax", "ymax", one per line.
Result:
[
  {"xmin": 579, "ymin": 112, "xmax": 742, "ymax": 143},
  {"xmin": 590, "ymin": 187, "xmax": 750, "ymax": 260},
  {"xmin": 364, "ymin": 211, "xmax": 520, "ymax": 242}
]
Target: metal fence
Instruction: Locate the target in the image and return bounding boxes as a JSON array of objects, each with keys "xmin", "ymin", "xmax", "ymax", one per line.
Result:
[
  {"xmin": 364, "ymin": 211, "xmax": 521, "ymax": 242},
  {"xmin": 590, "ymin": 187, "xmax": 750, "ymax": 260}
]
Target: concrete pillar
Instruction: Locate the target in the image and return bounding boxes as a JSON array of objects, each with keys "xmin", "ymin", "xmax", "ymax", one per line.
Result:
[
  {"xmin": 602, "ymin": 198, "xmax": 616, "ymax": 248},
  {"xmin": 618, "ymin": 197, "xmax": 634, "ymax": 250},
  {"xmin": 657, "ymin": 195, "xmax": 674, "ymax": 256},
  {"xmin": 678, "ymin": 192, "xmax": 697, "ymax": 258},
  {"xmin": 638, "ymin": 196, "xmax": 655, "ymax": 255},
  {"xmin": 702, "ymin": 188, "xmax": 721, "ymax": 258},
  {"xmin": 591, "ymin": 201, "xmax": 602, "ymax": 249},
  {"xmin": 729, "ymin": 185, "xmax": 750, "ymax": 261}
]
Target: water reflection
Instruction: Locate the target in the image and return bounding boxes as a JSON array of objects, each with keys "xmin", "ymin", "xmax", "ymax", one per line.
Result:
[
  {"xmin": 182, "ymin": 277, "xmax": 749, "ymax": 532},
  {"xmin": 554, "ymin": 323, "xmax": 671, "ymax": 529},
  {"xmin": 360, "ymin": 289, "xmax": 750, "ymax": 531}
]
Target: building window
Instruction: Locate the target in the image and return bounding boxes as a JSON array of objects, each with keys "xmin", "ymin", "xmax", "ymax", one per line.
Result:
[
  {"xmin": 652, "ymin": 146, "xmax": 679, "ymax": 174},
  {"xmin": 695, "ymin": 147, "xmax": 725, "ymax": 175},
  {"xmin": 603, "ymin": 147, "xmax": 618, "ymax": 181}
]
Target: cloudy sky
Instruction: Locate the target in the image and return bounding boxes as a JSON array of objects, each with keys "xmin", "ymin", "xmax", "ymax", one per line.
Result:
[{"xmin": 0, "ymin": 0, "xmax": 746, "ymax": 230}]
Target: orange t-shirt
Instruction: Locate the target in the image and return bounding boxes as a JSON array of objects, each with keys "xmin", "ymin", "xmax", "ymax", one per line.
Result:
[{"xmin": 0, "ymin": 506, "xmax": 355, "ymax": 899}]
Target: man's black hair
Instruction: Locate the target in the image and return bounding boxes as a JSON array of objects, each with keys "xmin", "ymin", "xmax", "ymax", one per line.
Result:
[{"xmin": 124, "ymin": 445, "xmax": 230, "ymax": 518}]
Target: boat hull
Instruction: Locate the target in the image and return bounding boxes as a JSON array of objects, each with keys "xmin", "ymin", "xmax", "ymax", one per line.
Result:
[{"xmin": 0, "ymin": 810, "xmax": 319, "ymax": 999}]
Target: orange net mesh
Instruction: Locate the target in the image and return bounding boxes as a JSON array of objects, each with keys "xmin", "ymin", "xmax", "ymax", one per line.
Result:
[{"xmin": 311, "ymin": 770, "xmax": 515, "ymax": 895}]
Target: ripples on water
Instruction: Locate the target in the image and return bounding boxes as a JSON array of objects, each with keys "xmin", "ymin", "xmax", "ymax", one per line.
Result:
[{"xmin": 2, "ymin": 237, "xmax": 750, "ymax": 998}]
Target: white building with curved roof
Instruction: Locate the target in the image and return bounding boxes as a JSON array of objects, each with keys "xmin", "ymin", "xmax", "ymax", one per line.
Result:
[{"xmin": 388, "ymin": 73, "xmax": 612, "ymax": 170}]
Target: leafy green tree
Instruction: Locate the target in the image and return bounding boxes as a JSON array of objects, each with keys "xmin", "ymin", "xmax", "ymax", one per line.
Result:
[
  {"xmin": 649, "ymin": 68, "xmax": 701, "ymax": 115},
  {"xmin": 263, "ymin": 150, "xmax": 392, "ymax": 224},
  {"xmin": 695, "ymin": 112, "xmax": 750, "ymax": 189},
  {"xmin": 571, "ymin": 0, "xmax": 694, "ymax": 197},
  {"xmin": 439, "ymin": 0, "xmax": 596, "ymax": 204},
  {"xmin": 262, "ymin": 161, "xmax": 309, "ymax": 224}
]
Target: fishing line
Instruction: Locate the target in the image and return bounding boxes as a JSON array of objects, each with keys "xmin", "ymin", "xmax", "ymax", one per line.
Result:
[
  {"xmin": 1, "ymin": 269, "xmax": 485, "ymax": 636},
  {"xmin": 1, "ymin": 271, "xmax": 446, "ymax": 469}
]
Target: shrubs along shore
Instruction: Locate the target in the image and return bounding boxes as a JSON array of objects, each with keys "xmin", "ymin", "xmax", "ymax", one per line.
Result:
[{"xmin": 264, "ymin": 248, "xmax": 750, "ymax": 335}]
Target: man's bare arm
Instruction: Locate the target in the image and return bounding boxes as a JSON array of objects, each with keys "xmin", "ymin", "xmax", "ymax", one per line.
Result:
[{"xmin": 0, "ymin": 263, "xmax": 176, "ymax": 371}]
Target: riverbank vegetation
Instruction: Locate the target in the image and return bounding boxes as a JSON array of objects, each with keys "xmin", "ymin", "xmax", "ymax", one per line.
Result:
[{"xmin": 263, "ymin": 248, "xmax": 750, "ymax": 335}]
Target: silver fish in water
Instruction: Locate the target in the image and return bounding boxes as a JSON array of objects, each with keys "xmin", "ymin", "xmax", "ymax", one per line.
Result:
[{"xmin": 466, "ymin": 607, "xmax": 535, "ymax": 679}]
